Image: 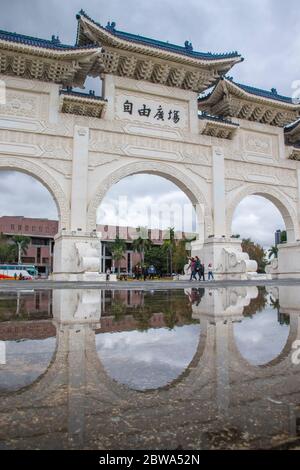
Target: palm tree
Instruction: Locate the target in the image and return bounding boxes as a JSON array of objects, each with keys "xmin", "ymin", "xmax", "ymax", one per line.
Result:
[
  {"xmin": 163, "ymin": 227, "xmax": 176, "ymax": 275},
  {"xmin": 111, "ymin": 236, "xmax": 126, "ymax": 275},
  {"xmin": 11, "ymin": 235, "xmax": 31, "ymax": 264},
  {"xmin": 268, "ymin": 245, "xmax": 278, "ymax": 259},
  {"xmin": 132, "ymin": 227, "xmax": 152, "ymax": 266}
]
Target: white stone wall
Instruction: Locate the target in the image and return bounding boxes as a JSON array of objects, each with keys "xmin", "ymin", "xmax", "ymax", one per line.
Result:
[{"xmin": 0, "ymin": 73, "xmax": 300, "ymax": 277}]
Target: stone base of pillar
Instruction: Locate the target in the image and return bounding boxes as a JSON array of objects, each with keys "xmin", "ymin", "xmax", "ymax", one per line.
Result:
[
  {"xmin": 51, "ymin": 272, "xmax": 117, "ymax": 282},
  {"xmin": 192, "ymin": 237, "xmax": 258, "ymax": 280},
  {"xmin": 267, "ymin": 242, "xmax": 300, "ymax": 279},
  {"xmin": 50, "ymin": 231, "xmax": 117, "ymax": 282}
]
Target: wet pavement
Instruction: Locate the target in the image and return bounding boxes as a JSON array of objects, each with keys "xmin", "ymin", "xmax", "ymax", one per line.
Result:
[
  {"xmin": 0, "ymin": 285, "xmax": 300, "ymax": 450},
  {"xmin": 0, "ymin": 278, "xmax": 300, "ymax": 290}
]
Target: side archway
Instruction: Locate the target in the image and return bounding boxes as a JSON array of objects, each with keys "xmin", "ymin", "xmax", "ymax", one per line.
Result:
[
  {"xmin": 0, "ymin": 157, "xmax": 70, "ymax": 230},
  {"xmin": 226, "ymin": 184, "xmax": 299, "ymax": 242},
  {"xmin": 87, "ymin": 161, "xmax": 212, "ymax": 240}
]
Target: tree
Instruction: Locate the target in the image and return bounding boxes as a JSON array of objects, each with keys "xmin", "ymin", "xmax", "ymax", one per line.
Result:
[
  {"xmin": 243, "ymin": 287, "xmax": 268, "ymax": 317},
  {"xmin": 11, "ymin": 235, "xmax": 31, "ymax": 264},
  {"xmin": 144, "ymin": 245, "xmax": 167, "ymax": 274},
  {"xmin": 268, "ymin": 245, "xmax": 278, "ymax": 259},
  {"xmin": 132, "ymin": 227, "xmax": 152, "ymax": 266},
  {"xmin": 173, "ymin": 239, "xmax": 189, "ymax": 274},
  {"xmin": 241, "ymin": 238, "xmax": 267, "ymax": 273},
  {"xmin": 0, "ymin": 234, "xmax": 16, "ymax": 263},
  {"xmin": 280, "ymin": 230, "xmax": 287, "ymax": 243},
  {"xmin": 110, "ymin": 236, "xmax": 126, "ymax": 275}
]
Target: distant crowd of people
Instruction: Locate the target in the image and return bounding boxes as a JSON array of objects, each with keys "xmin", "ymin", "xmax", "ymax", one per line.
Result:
[
  {"xmin": 134, "ymin": 264, "xmax": 157, "ymax": 280},
  {"xmin": 105, "ymin": 258, "xmax": 215, "ymax": 282},
  {"xmin": 187, "ymin": 256, "xmax": 214, "ymax": 281}
]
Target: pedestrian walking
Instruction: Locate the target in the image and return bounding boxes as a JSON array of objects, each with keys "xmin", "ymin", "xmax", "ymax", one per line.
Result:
[
  {"xmin": 195, "ymin": 256, "xmax": 201, "ymax": 280},
  {"xmin": 199, "ymin": 263, "xmax": 205, "ymax": 281},
  {"xmin": 188, "ymin": 257, "xmax": 197, "ymax": 281},
  {"xmin": 208, "ymin": 263, "xmax": 214, "ymax": 281}
]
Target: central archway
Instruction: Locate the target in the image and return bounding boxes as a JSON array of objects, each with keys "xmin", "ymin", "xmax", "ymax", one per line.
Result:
[{"xmin": 87, "ymin": 161, "xmax": 212, "ymax": 242}]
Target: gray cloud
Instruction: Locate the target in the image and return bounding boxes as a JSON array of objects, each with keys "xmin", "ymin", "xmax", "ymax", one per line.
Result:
[
  {"xmin": 232, "ymin": 195, "xmax": 285, "ymax": 247},
  {"xmin": 2, "ymin": 0, "xmax": 299, "ymax": 94},
  {"xmin": 233, "ymin": 305, "xmax": 289, "ymax": 365},
  {"xmin": 95, "ymin": 324, "xmax": 201, "ymax": 390},
  {"xmin": 0, "ymin": 172, "xmax": 58, "ymax": 220}
]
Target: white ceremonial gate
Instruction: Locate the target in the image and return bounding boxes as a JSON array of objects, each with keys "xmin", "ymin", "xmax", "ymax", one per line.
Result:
[{"xmin": 0, "ymin": 10, "xmax": 300, "ymax": 280}]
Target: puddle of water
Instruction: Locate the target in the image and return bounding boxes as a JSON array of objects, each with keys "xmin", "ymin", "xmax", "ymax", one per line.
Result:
[{"xmin": 0, "ymin": 286, "xmax": 299, "ymax": 450}]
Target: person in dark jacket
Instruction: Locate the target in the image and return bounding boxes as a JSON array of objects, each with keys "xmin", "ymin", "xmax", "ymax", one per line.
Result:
[
  {"xmin": 195, "ymin": 256, "xmax": 201, "ymax": 280},
  {"xmin": 199, "ymin": 263, "xmax": 205, "ymax": 281}
]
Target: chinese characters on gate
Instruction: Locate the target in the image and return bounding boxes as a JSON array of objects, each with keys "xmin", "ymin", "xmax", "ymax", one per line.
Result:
[{"xmin": 123, "ymin": 100, "xmax": 180, "ymax": 124}]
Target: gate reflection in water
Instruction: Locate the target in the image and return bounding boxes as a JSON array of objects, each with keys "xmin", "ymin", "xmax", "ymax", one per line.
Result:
[{"xmin": 0, "ymin": 286, "xmax": 300, "ymax": 450}]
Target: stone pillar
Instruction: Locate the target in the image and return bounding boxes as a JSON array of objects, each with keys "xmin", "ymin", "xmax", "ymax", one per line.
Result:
[
  {"xmin": 297, "ymin": 169, "xmax": 300, "ymax": 236},
  {"xmin": 215, "ymin": 320, "xmax": 230, "ymax": 414},
  {"xmin": 102, "ymin": 74, "xmax": 115, "ymax": 121},
  {"xmin": 51, "ymin": 124, "xmax": 117, "ymax": 280},
  {"xmin": 71, "ymin": 125, "xmax": 89, "ymax": 232},
  {"xmin": 212, "ymin": 146, "xmax": 226, "ymax": 237}
]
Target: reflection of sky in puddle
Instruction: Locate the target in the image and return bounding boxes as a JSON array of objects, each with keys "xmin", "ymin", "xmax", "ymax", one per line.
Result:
[
  {"xmin": 233, "ymin": 307, "xmax": 290, "ymax": 366},
  {"xmin": 0, "ymin": 337, "xmax": 56, "ymax": 392},
  {"xmin": 96, "ymin": 324, "xmax": 201, "ymax": 390}
]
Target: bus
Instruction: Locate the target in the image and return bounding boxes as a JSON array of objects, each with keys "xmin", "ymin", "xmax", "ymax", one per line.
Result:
[{"xmin": 0, "ymin": 264, "xmax": 38, "ymax": 280}]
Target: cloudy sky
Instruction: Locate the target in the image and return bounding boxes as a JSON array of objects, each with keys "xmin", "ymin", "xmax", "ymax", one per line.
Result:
[
  {"xmin": 96, "ymin": 324, "xmax": 201, "ymax": 390},
  {"xmin": 233, "ymin": 305, "xmax": 290, "ymax": 365},
  {"xmin": 0, "ymin": 0, "xmax": 295, "ymax": 247}
]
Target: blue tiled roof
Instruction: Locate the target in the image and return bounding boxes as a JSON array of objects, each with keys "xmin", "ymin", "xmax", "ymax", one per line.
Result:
[
  {"xmin": 0, "ymin": 29, "xmax": 97, "ymax": 50},
  {"xmin": 284, "ymin": 118, "xmax": 300, "ymax": 132},
  {"xmin": 199, "ymin": 77, "xmax": 296, "ymax": 105},
  {"xmin": 198, "ymin": 112, "xmax": 239, "ymax": 126},
  {"xmin": 77, "ymin": 10, "xmax": 242, "ymax": 61},
  {"xmin": 231, "ymin": 80, "xmax": 294, "ymax": 104},
  {"xmin": 60, "ymin": 88, "xmax": 106, "ymax": 101}
]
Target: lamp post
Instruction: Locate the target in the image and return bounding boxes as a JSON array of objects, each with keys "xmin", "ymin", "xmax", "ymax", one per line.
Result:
[{"xmin": 96, "ymin": 231, "xmax": 102, "ymax": 274}]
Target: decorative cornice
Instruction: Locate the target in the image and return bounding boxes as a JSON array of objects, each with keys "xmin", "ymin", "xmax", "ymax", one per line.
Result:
[
  {"xmin": 198, "ymin": 78, "xmax": 300, "ymax": 127},
  {"xmin": 75, "ymin": 10, "xmax": 243, "ymax": 92},
  {"xmin": 0, "ymin": 29, "xmax": 104, "ymax": 87},
  {"xmin": 199, "ymin": 113, "xmax": 239, "ymax": 139},
  {"xmin": 285, "ymin": 119, "xmax": 300, "ymax": 145},
  {"xmin": 59, "ymin": 89, "xmax": 107, "ymax": 118},
  {"xmin": 287, "ymin": 145, "xmax": 300, "ymax": 161}
]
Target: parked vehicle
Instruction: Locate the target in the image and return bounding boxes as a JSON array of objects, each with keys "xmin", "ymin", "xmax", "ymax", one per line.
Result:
[{"xmin": 0, "ymin": 264, "xmax": 38, "ymax": 280}]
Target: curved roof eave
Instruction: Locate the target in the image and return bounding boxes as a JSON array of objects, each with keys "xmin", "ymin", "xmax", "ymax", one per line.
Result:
[
  {"xmin": 199, "ymin": 77, "xmax": 300, "ymax": 109},
  {"xmin": 76, "ymin": 10, "xmax": 243, "ymax": 68}
]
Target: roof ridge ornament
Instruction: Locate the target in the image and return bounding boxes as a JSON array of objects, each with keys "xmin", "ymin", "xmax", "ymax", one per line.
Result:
[
  {"xmin": 106, "ymin": 21, "xmax": 117, "ymax": 33},
  {"xmin": 51, "ymin": 35, "xmax": 61, "ymax": 45},
  {"xmin": 184, "ymin": 40, "xmax": 193, "ymax": 52}
]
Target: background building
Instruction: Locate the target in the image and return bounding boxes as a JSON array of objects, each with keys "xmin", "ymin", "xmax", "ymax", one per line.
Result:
[
  {"xmin": 0, "ymin": 216, "xmax": 194, "ymax": 275},
  {"xmin": 0, "ymin": 216, "xmax": 58, "ymax": 275}
]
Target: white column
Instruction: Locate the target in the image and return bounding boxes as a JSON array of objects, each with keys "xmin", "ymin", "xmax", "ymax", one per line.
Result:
[
  {"xmin": 102, "ymin": 74, "xmax": 115, "ymax": 120},
  {"xmin": 297, "ymin": 169, "xmax": 300, "ymax": 236},
  {"xmin": 212, "ymin": 146, "xmax": 226, "ymax": 237},
  {"xmin": 70, "ymin": 125, "xmax": 89, "ymax": 231},
  {"xmin": 215, "ymin": 321, "xmax": 230, "ymax": 415}
]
